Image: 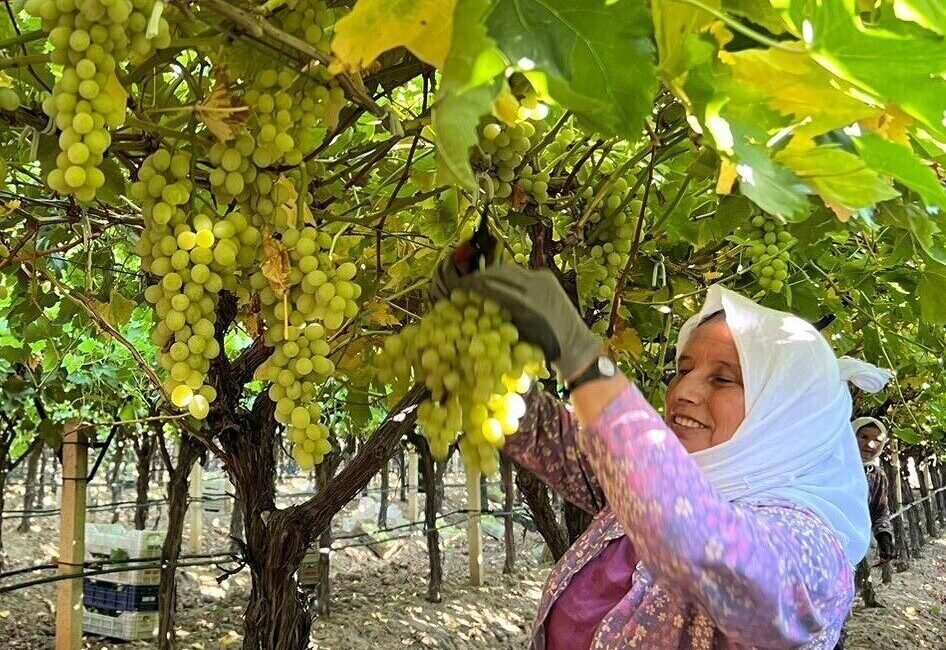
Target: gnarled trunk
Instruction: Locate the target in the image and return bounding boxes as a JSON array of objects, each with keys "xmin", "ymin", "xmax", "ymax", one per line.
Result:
[
  {"xmin": 516, "ymin": 466, "xmax": 569, "ymax": 561},
  {"xmin": 108, "ymin": 437, "xmax": 126, "ymax": 524},
  {"xmin": 133, "ymin": 434, "xmax": 157, "ymax": 530},
  {"xmin": 378, "ymin": 459, "xmax": 389, "ymax": 528},
  {"xmin": 501, "ymin": 456, "xmax": 515, "ymax": 574},
  {"xmin": 418, "ymin": 437, "xmax": 442, "ymax": 602},
  {"xmin": 17, "ymin": 440, "xmax": 43, "ymax": 532}
]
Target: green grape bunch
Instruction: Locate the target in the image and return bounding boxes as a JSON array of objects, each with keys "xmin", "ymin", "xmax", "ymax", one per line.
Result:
[
  {"xmin": 26, "ymin": 0, "xmax": 171, "ymax": 202},
  {"xmin": 477, "ymin": 118, "xmax": 545, "ymax": 202},
  {"xmin": 377, "ymin": 289, "xmax": 547, "ymax": 476},
  {"xmin": 133, "ymin": 149, "xmax": 261, "ymax": 420},
  {"xmin": 251, "ymin": 225, "xmax": 361, "ymax": 470},
  {"xmin": 582, "ymin": 174, "xmax": 639, "ymax": 302},
  {"xmin": 745, "ymin": 214, "xmax": 794, "ymax": 294}
]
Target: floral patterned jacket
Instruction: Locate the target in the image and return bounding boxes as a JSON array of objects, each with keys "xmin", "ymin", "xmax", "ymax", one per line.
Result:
[{"xmin": 506, "ymin": 385, "xmax": 854, "ymax": 649}]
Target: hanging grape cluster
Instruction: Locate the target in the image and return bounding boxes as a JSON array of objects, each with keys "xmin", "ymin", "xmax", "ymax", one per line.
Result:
[
  {"xmin": 478, "ymin": 118, "xmax": 545, "ymax": 202},
  {"xmin": 26, "ymin": 0, "xmax": 170, "ymax": 202},
  {"xmin": 377, "ymin": 290, "xmax": 547, "ymax": 475},
  {"xmin": 134, "ymin": 149, "xmax": 261, "ymax": 419},
  {"xmin": 746, "ymin": 214, "xmax": 794, "ymax": 293},
  {"xmin": 251, "ymin": 226, "xmax": 361, "ymax": 470},
  {"xmin": 583, "ymin": 175, "xmax": 639, "ymax": 302}
]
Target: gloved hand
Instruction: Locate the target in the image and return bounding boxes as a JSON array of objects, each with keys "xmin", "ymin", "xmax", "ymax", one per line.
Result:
[{"xmin": 430, "ymin": 259, "xmax": 602, "ymax": 382}]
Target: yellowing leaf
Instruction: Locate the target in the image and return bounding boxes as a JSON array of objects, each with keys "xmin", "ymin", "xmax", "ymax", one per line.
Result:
[
  {"xmin": 365, "ymin": 302, "xmax": 401, "ymax": 327},
  {"xmin": 722, "ymin": 48, "xmax": 880, "ymax": 139},
  {"xmin": 608, "ymin": 326, "xmax": 643, "ymax": 360},
  {"xmin": 274, "ymin": 175, "xmax": 312, "ymax": 229},
  {"xmin": 332, "ymin": 0, "xmax": 456, "ymax": 72},
  {"xmin": 196, "ymin": 84, "xmax": 248, "ymax": 143},
  {"xmin": 716, "ymin": 159, "xmax": 737, "ymax": 195},
  {"xmin": 652, "ymin": 0, "xmax": 721, "ymax": 83},
  {"xmin": 860, "ymin": 105, "xmax": 913, "ymax": 146}
]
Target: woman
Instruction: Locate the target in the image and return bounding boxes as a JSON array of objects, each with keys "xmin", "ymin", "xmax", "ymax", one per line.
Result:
[
  {"xmin": 431, "ymin": 263, "xmax": 891, "ymax": 649},
  {"xmin": 852, "ymin": 417, "xmax": 895, "ymax": 564}
]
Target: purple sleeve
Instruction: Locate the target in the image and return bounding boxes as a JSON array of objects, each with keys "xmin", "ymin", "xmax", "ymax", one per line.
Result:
[
  {"xmin": 501, "ymin": 387, "xmax": 605, "ymax": 514},
  {"xmin": 576, "ymin": 385, "xmax": 854, "ymax": 646}
]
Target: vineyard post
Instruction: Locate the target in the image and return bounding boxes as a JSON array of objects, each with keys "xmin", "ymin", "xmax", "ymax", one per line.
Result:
[
  {"xmin": 885, "ymin": 440, "xmax": 911, "ymax": 570},
  {"xmin": 500, "ymin": 455, "xmax": 515, "ymax": 574},
  {"xmin": 55, "ymin": 421, "xmax": 86, "ymax": 650},
  {"xmin": 919, "ymin": 457, "xmax": 938, "ymax": 537},
  {"xmin": 188, "ymin": 461, "xmax": 203, "ymax": 554},
  {"xmin": 937, "ymin": 464, "xmax": 946, "ymax": 527},
  {"xmin": 407, "ymin": 446, "xmax": 418, "ymax": 522},
  {"xmin": 466, "ymin": 467, "xmax": 483, "ymax": 586}
]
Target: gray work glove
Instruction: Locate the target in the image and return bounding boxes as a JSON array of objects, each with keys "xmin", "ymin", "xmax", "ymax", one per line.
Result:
[{"xmin": 430, "ymin": 261, "xmax": 602, "ymax": 382}]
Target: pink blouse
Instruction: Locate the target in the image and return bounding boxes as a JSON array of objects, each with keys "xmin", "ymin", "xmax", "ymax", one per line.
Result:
[{"xmin": 505, "ymin": 385, "xmax": 854, "ymax": 649}]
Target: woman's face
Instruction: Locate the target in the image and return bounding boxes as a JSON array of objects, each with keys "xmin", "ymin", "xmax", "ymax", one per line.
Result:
[{"xmin": 665, "ymin": 316, "xmax": 746, "ymax": 453}]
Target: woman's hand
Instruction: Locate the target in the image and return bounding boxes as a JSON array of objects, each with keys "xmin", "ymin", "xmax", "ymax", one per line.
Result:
[{"xmin": 430, "ymin": 260, "xmax": 602, "ymax": 383}]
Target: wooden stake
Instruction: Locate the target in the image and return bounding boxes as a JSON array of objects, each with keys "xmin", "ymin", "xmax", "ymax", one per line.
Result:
[
  {"xmin": 56, "ymin": 422, "xmax": 86, "ymax": 650},
  {"xmin": 466, "ymin": 467, "xmax": 483, "ymax": 586},
  {"xmin": 187, "ymin": 462, "xmax": 203, "ymax": 554},
  {"xmin": 407, "ymin": 447, "xmax": 418, "ymax": 522}
]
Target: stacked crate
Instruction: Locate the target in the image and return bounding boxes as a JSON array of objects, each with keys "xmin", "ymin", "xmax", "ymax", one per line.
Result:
[
  {"xmin": 202, "ymin": 472, "xmax": 233, "ymax": 517},
  {"xmin": 82, "ymin": 523, "xmax": 163, "ymax": 641},
  {"xmin": 297, "ymin": 547, "xmax": 321, "ymax": 587}
]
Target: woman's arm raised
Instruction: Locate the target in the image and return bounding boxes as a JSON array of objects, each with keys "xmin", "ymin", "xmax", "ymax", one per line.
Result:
[
  {"xmin": 501, "ymin": 386, "xmax": 605, "ymax": 515},
  {"xmin": 572, "ymin": 379, "xmax": 854, "ymax": 646}
]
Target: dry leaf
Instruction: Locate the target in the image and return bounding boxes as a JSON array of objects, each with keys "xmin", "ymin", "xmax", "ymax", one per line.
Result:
[
  {"xmin": 219, "ymin": 630, "xmax": 242, "ymax": 646},
  {"xmin": 365, "ymin": 302, "xmax": 401, "ymax": 327},
  {"xmin": 716, "ymin": 159, "xmax": 737, "ymax": 195},
  {"xmin": 196, "ymin": 83, "xmax": 248, "ymax": 143},
  {"xmin": 260, "ymin": 233, "xmax": 290, "ymax": 298},
  {"xmin": 824, "ymin": 198, "xmax": 853, "ymax": 222},
  {"xmin": 860, "ymin": 105, "xmax": 912, "ymax": 146}
]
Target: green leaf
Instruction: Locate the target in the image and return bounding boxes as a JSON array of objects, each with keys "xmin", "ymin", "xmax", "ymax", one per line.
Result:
[
  {"xmin": 879, "ymin": 203, "xmax": 946, "ymax": 265},
  {"xmin": 776, "ymin": 144, "xmax": 900, "ymax": 210},
  {"xmin": 893, "ymin": 1, "xmax": 946, "ymax": 35},
  {"xmin": 486, "ymin": 0, "xmax": 657, "ymax": 140},
  {"xmin": 37, "ymin": 418, "xmax": 63, "ymax": 450},
  {"xmin": 733, "ymin": 139, "xmax": 810, "ymax": 219},
  {"xmin": 653, "ymin": 0, "xmax": 719, "ymax": 83},
  {"xmin": 852, "ymin": 131, "xmax": 946, "ymax": 210},
  {"xmin": 0, "ymin": 345, "xmax": 29, "ymax": 364},
  {"xmin": 896, "ymin": 427, "xmax": 923, "ymax": 444},
  {"xmin": 434, "ymin": 0, "xmax": 505, "ymax": 190},
  {"xmin": 723, "ymin": 0, "xmax": 788, "ymax": 34},
  {"xmin": 108, "ymin": 290, "xmax": 135, "ymax": 328},
  {"xmin": 791, "ymin": 1, "xmax": 946, "ymax": 140},
  {"xmin": 918, "ymin": 268, "xmax": 946, "ymax": 323}
]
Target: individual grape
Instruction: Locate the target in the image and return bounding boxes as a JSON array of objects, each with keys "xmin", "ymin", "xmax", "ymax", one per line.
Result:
[
  {"xmin": 377, "ymin": 289, "xmax": 548, "ymax": 475},
  {"xmin": 0, "ymin": 87, "xmax": 20, "ymax": 112}
]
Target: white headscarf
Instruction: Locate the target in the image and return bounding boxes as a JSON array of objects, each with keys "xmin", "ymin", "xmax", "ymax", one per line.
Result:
[{"xmin": 677, "ymin": 286, "xmax": 893, "ymax": 565}]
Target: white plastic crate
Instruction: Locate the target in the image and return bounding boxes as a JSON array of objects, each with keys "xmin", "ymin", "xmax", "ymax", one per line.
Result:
[
  {"xmin": 202, "ymin": 472, "xmax": 233, "ymax": 516},
  {"xmin": 83, "ymin": 608, "xmax": 158, "ymax": 641},
  {"xmin": 85, "ymin": 523, "xmax": 164, "ymax": 586},
  {"xmin": 297, "ymin": 549, "xmax": 321, "ymax": 586}
]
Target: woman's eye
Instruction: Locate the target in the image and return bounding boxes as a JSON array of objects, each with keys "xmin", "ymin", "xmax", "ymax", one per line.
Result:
[{"xmin": 714, "ymin": 376, "xmax": 734, "ymax": 384}]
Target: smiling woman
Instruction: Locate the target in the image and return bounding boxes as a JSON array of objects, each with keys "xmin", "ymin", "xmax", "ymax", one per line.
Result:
[
  {"xmin": 665, "ymin": 312, "xmax": 746, "ymax": 453},
  {"xmin": 431, "ymin": 259, "xmax": 895, "ymax": 650}
]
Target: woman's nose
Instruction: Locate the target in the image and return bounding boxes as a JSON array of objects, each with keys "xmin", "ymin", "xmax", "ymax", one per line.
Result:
[{"xmin": 672, "ymin": 374, "xmax": 705, "ymax": 404}]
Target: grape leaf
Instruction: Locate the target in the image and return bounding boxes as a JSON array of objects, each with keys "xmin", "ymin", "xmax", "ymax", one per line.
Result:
[
  {"xmin": 723, "ymin": 48, "xmax": 879, "ymax": 139},
  {"xmin": 433, "ymin": 0, "xmax": 505, "ymax": 190},
  {"xmin": 652, "ymin": 0, "xmax": 720, "ymax": 83},
  {"xmin": 776, "ymin": 143, "xmax": 900, "ymax": 210},
  {"xmin": 893, "ymin": 0, "xmax": 946, "ymax": 35},
  {"xmin": 486, "ymin": 0, "xmax": 657, "ymax": 141},
  {"xmin": 723, "ymin": 0, "xmax": 788, "ymax": 34},
  {"xmin": 851, "ymin": 131, "xmax": 946, "ymax": 211},
  {"xmin": 332, "ymin": 0, "xmax": 456, "ymax": 70},
  {"xmin": 788, "ymin": 0, "xmax": 946, "ymax": 141}
]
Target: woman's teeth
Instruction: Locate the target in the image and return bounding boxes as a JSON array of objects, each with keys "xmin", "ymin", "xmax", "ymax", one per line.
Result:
[{"xmin": 673, "ymin": 415, "xmax": 705, "ymax": 429}]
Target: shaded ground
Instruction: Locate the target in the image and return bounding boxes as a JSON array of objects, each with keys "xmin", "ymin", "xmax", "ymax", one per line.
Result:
[{"xmin": 2, "ymin": 482, "xmax": 945, "ymax": 649}]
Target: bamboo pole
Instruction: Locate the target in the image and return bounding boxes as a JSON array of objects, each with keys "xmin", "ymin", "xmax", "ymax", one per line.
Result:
[{"xmin": 187, "ymin": 462, "xmax": 203, "ymax": 554}]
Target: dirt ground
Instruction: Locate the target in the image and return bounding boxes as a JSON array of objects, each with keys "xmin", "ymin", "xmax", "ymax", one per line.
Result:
[{"xmin": 2, "ymin": 482, "xmax": 945, "ymax": 649}]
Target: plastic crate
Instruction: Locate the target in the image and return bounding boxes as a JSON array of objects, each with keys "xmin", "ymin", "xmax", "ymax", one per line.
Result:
[
  {"xmin": 202, "ymin": 473, "xmax": 233, "ymax": 515},
  {"xmin": 84, "ymin": 579, "xmax": 159, "ymax": 612},
  {"xmin": 83, "ymin": 608, "xmax": 157, "ymax": 641},
  {"xmin": 85, "ymin": 523, "xmax": 164, "ymax": 586}
]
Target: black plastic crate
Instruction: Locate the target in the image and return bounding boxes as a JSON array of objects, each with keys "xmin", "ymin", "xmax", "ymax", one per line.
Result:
[{"xmin": 83, "ymin": 579, "xmax": 159, "ymax": 612}]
